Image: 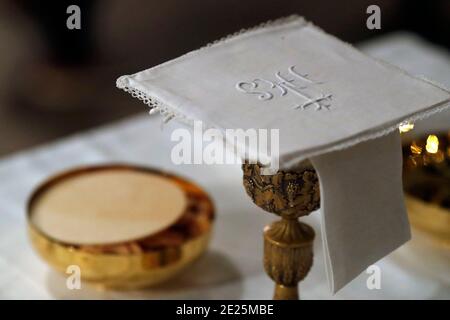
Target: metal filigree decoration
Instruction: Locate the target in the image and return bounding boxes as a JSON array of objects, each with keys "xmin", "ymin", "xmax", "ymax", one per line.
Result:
[
  {"xmin": 242, "ymin": 161, "xmax": 320, "ymax": 300},
  {"xmin": 242, "ymin": 161, "xmax": 320, "ymax": 218}
]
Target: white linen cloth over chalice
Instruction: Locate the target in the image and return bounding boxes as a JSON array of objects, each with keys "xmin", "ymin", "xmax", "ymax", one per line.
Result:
[{"xmin": 117, "ymin": 16, "xmax": 450, "ymax": 293}]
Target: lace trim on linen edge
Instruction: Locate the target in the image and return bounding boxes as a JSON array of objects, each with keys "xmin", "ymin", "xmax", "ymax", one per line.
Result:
[{"xmin": 116, "ymin": 15, "xmax": 450, "ymax": 168}]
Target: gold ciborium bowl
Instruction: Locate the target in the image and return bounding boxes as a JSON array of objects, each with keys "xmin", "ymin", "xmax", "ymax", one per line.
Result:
[{"xmin": 27, "ymin": 164, "xmax": 214, "ymax": 289}]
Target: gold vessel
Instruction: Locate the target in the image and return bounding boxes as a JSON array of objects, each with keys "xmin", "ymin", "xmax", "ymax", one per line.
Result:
[
  {"xmin": 402, "ymin": 131, "xmax": 450, "ymax": 248},
  {"xmin": 242, "ymin": 161, "xmax": 320, "ymax": 300},
  {"xmin": 404, "ymin": 195, "xmax": 449, "ymax": 248},
  {"xmin": 27, "ymin": 164, "xmax": 214, "ymax": 289}
]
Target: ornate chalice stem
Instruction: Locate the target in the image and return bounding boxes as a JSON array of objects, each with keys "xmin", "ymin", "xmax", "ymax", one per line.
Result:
[{"xmin": 242, "ymin": 162, "xmax": 320, "ymax": 300}]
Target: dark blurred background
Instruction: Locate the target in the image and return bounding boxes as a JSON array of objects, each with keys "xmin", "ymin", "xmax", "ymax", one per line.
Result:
[{"xmin": 1, "ymin": 0, "xmax": 449, "ymax": 156}]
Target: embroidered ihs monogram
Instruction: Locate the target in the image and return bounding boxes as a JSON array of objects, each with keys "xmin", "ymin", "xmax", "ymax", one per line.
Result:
[{"xmin": 235, "ymin": 65, "xmax": 332, "ymax": 110}]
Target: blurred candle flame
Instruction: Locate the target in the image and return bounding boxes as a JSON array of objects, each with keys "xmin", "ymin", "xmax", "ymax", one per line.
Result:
[
  {"xmin": 399, "ymin": 122, "xmax": 414, "ymax": 133},
  {"xmin": 425, "ymin": 135, "xmax": 439, "ymax": 154}
]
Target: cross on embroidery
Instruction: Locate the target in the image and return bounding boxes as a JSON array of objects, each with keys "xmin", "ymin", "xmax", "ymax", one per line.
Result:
[{"xmin": 235, "ymin": 65, "xmax": 333, "ymax": 110}]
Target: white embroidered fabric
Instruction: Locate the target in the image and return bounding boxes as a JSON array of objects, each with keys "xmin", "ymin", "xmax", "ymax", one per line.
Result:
[
  {"xmin": 117, "ymin": 16, "xmax": 449, "ymax": 165},
  {"xmin": 117, "ymin": 16, "xmax": 450, "ymax": 293}
]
